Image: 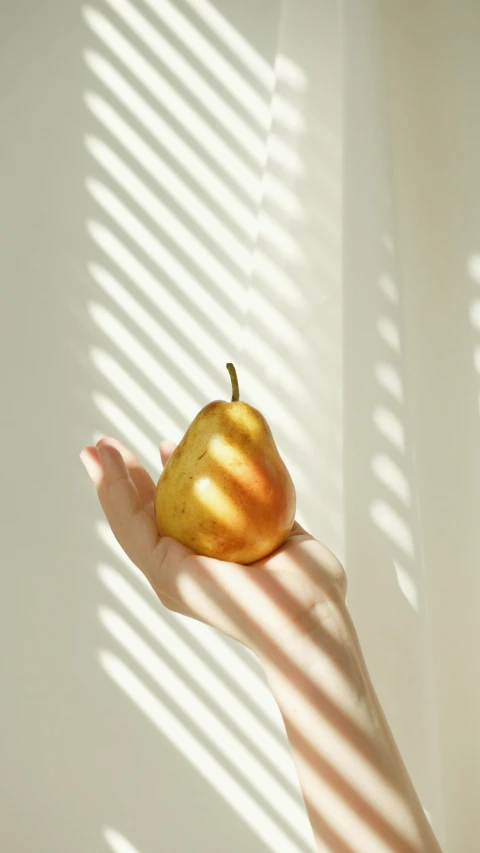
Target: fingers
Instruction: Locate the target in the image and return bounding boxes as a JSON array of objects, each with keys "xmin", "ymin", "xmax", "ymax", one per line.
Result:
[
  {"xmin": 97, "ymin": 437, "xmax": 156, "ymax": 519},
  {"xmin": 81, "ymin": 436, "xmax": 210, "ymax": 615},
  {"xmin": 160, "ymin": 440, "xmax": 177, "ymax": 467},
  {"xmin": 81, "ymin": 442, "xmax": 159, "ymax": 574}
]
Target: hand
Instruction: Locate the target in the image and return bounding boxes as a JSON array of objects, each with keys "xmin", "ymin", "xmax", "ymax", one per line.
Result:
[
  {"xmin": 81, "ymin": 440, "xmax": 443, "ymax": 853},
  {"xmin": 80, "ymin": 438, "xmax": 347, "ymax": 660}
]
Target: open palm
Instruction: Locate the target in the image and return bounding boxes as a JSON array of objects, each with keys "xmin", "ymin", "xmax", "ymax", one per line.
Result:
[{"xmin": 81, "ymin": 437, "xmax": 346, "ymax": 659}]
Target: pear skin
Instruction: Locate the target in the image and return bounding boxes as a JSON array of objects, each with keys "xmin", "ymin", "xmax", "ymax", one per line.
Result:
[{"xmin": 155, "ymin": 364, "xmax": 296, "ymax": 564}]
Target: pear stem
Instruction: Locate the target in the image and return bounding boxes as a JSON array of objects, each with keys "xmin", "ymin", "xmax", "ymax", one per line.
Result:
[{"xmin": 226, "ymin": 362, "xmax": 240, "ymax": 402}]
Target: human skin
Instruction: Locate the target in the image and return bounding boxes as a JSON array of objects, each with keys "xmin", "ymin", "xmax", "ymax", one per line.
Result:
[{"xmin": 80, "ymin": 437, "xmax": 443, "ymax": 853}]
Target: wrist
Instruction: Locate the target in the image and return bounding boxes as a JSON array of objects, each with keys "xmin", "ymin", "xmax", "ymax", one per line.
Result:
[{"xmin": 258, "ymin": 593, "xmax": 360, "ymax": 689}]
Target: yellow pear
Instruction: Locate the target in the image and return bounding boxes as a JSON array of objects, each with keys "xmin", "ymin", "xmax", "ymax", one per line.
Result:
[{"xmin": 155, "ymin": 363, "xmax": 296, "ymax": 564}]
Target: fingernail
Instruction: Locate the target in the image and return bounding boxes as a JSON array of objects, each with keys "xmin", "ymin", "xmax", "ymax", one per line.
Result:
[
  {"xmin": 97, "ymin": 442, "xmax": 121, "ymax": 477},
  {"xmin": 96, "ymin": 443, "xmax": 110, "ymax": 462},
  {"xmin": 80, "ymin": 448, "xmax": 99, "ymax": 481}
]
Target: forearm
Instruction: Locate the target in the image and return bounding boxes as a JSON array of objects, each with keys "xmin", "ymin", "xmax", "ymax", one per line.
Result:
[{"xmin": 260, "ymin": 597, "xmax": 442, "ymax": 853}]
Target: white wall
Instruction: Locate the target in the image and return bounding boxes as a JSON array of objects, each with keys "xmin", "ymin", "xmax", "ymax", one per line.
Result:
[
  {"xmin": 342, "ymin": 2, "xmax": 480, "ymax": 850},
  {"xmin": 0, "ymin": 2, "xmax": 340, "ymax": 852},
  {"xmin": 342, "ymin": 1, "xmax": 442, "ymax": 838},
  {"xmin": 383, "ymin": 2, "xmax": 480, "ymax": 848}
]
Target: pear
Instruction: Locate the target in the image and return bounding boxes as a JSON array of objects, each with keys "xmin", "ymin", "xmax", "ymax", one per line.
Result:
[{"xmin": 155, "ymin": 363, "xmax": 296, "ymax": 564}]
